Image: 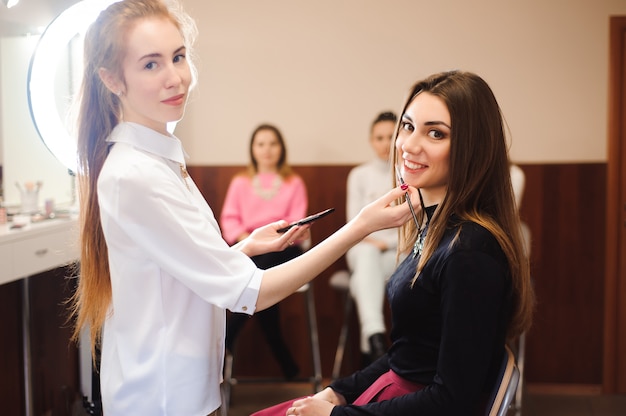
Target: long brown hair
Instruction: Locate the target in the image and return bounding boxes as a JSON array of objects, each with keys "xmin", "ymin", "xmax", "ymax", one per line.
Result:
[
  {"xmin": 69, "ymin": 0, "xmax": 197, "ymax": 359},
  {"xmin": 393, "ymin": 71, "xmax": 535, "ymax": 340}
]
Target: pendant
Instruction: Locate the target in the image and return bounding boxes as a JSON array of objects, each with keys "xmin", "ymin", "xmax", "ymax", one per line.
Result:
[{"xmin": 412, "ymin": 227, "xmax": 426, "ymax": 258}]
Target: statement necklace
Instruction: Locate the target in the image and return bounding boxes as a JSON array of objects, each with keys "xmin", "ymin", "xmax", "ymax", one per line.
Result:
[
  {"xmin": 252, "ymin": 174, "xmax": 283, "ymax": 200},
  {"xmin": 413, "ymin": 226, "xmax": 426, "ymax": 258},
  {"xmin": 412, "ymin": 189, "xmax": 428, "ymax": 258}
]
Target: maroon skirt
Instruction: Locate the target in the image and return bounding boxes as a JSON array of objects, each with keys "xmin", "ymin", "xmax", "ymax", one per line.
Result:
[{"xmin": 251, "ymin": 370, "xmax": 424, "ymax": 415}]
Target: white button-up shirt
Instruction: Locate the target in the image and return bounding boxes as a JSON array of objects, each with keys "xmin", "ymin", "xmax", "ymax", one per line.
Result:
[{"xmin": 97, "ymin": 122, "xmax": 263, "ymax": 415}]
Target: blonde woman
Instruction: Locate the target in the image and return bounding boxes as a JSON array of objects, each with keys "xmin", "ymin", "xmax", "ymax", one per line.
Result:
[{"xmin": 69, "ymin": 1, "xmax": 416, "ymax": 414}]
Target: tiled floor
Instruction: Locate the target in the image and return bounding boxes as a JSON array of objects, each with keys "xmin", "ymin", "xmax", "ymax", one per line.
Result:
[{"xmin": 224, "ymin": 381, "xmax": 626, "ymax": 416}]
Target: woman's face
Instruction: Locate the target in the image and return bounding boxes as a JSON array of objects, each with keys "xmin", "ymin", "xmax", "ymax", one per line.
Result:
[
  {"xmin": 116, "ymin": 17, "xmax": 191, "ymax": 135},
  {"xmin": 252, "ymin": 129, "xmax": 283, "ymax": 172},
  {"xmin": 370, "ymin": 120, "xmax": 395, "ymax": 161},
  {"xmin": 395, "ymin": 92, "xmax": 451, "ymax": 205}
]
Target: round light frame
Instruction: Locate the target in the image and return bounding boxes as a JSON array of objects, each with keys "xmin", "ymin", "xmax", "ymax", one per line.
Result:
[{"xmin": 27, "ymin": 0, "xmax": 120, "ymax": 174}]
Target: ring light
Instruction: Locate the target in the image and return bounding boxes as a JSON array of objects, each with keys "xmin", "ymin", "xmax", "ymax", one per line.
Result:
[{"xmin": 27, "ymin": 0, "xmax": 121, "ymax": 174}]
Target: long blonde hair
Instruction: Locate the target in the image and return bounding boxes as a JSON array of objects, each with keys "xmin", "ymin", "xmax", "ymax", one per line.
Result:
[
  {"xmin": 393, "ymin": 71, "xmax": 535, "ymax": 341},
  {"xmin": 69, "ymin": 0, "xmax": 197, "ymax": 359}
]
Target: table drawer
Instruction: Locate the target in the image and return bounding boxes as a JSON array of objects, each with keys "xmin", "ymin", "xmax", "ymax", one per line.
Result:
[{"xmin": 13, "ymin": 227, "xmax": 78, "ymax": 278}]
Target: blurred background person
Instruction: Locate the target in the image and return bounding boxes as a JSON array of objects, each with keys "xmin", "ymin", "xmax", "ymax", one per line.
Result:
[
  {"xmin": 345, "ymin": 111, "xmax": 401, "ymax": 364},
  {"xmin": 220, "ymin": 124, "xmax": 307, "ymax": 379}
]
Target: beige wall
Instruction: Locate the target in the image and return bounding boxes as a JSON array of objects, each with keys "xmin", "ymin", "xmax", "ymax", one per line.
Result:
[{"xmin": 176, "ymin": 0, "xmax": 626, "ymax": 166}]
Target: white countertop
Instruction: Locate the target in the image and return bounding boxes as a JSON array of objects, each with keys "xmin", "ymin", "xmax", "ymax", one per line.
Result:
[{"xmin": 0, "ymin": 216, "xmax": 79, "ymax": 286}]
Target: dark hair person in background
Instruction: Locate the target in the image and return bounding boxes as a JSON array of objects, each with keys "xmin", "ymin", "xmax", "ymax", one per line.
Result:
[
  {"xmin": 345, "ymin": 111, "xmax": 402, "ymax": 364},
  {"xmin": 253, "ymin": 70, "xmax": 535, "ymax": 416}
]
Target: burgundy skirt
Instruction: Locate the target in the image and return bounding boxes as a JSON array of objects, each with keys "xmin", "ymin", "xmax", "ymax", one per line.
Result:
[{"xmin": 251, "ymin": 370, "xmax": 424, "ymax": 415}]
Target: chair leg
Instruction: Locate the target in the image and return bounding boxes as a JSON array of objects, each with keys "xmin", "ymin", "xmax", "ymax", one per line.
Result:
[
  {"xmin": 512, "ymin": 332, "xmax": 525, "ymax": 415},
  {"xmin": 220, "ymin": 351, "xmax": 234, "ymax": 416},
  {"xmin": 305, "ymin": 283, "xmax": 323, "ymax": 392},
  {"xmin": 331, "ymin": 290, "xmax": 353, "ymax": 380}
]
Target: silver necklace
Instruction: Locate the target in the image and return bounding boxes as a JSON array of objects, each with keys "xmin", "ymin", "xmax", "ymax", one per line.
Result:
[{"xmin": 252, "ymin": 174, "xmax": 283, "ymax": 200}]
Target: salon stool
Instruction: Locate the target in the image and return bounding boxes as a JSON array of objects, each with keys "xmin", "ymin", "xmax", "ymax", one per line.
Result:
[
  {"xmin": 328, "ymin": 269, "xmax": 353, "ymax": 380},
  {"xmin": 220, "ymin": 282, "xmax": 322, "ymax": 416},
  {"xmin": 506, "ymin": 221, "xmax": 531, "ymax": 416}
]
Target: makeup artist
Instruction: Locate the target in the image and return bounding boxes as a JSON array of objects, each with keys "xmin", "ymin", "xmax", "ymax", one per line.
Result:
[
  {"xmin": 253, "ymin": 70, "xmax": 536, "ymax": 416},
  {"xmin": 68, "ymin": 1, "xmax": 418, "ymax": 415}
]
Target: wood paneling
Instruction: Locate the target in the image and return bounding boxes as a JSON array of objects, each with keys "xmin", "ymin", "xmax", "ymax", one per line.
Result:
[
  {"xmin": 188, "ymin": 163, "xmax": 607, "ymax": 387},
  {"xmin": 604, "ymin": 15, "xmax": 626, "ymax": 394},
  {"xmin": 0, "ymin": 162, "xmax": 605, "ymax": 406},
  {"xmin": 29, "ymin": 267, "xmax": 80, "ymax": 415},
  {"xmin": 0, "ymin": 279, "xmax": 25, "ymax": 415},
  {"xmin": 0, "ymin": 267, "xmax": 80, "ymax": 415},
  {"xmin": 520, "ymin": 164, "xmax": 606, "ymax": 386}
]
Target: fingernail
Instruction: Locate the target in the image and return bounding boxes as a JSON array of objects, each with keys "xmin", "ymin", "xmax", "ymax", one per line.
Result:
[{"xmin": 400, "ymin": 183, "xmax": 408, "ymax": 191}]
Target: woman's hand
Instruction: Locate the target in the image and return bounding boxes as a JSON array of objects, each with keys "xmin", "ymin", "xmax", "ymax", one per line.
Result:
[
  {"xmin": 352, "ymin": 185, "xmax": 422, "ymax": 237},
  {"xmin": 286, "ymin": 388, "xmax": 345, "ymax": 415},
  {"xmin": 234, "ymin": 221, "xmax": 311, "ymax": 257},
  {"xmin": 313, "ymin": 387, "xmax": 347, "ymax": 405}
]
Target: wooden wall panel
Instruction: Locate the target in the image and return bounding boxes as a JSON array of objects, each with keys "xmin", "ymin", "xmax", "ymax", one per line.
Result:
[
  {"xmin": 188, "ymin": 162, "xmax": 607, "ymax": 388},
  {"xmin": 0, "ymin": 266, "xmax": 81, "ymax": 415},
  {"xmin": 0, "ymin": 279, "xmax": 25, "ymax": 415},
  {"xmin": 29, "ymin": 267, "xmax": 81, "ymax": 415},
  {"xmin": 521, "ymin": 164, "xmax": 606, "ymax": 386}
]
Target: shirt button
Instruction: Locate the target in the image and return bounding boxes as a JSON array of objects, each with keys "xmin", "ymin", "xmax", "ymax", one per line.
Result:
[{"xmin": 242, "ymin": 306, "xmax": 248, "ymax": 312}]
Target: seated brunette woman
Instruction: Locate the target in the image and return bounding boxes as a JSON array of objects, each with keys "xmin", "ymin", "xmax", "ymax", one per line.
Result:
[{"xmin": 252, "ymin": 70, "xmax": 535, "ymax": 416}]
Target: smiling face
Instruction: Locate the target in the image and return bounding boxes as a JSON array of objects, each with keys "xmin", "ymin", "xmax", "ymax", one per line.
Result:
[
  {"xmin": 395, "ymin": 92, "xmax": 451, "ymax": 205},
  {"xmin": 100, "ymin": 16, "xmax": 191, "ymax": 135}
]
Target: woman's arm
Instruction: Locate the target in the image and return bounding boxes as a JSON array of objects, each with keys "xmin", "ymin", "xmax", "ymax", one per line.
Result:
[{"xmin": 251, "ymin": 185, "xmax": 418, "ymax": 311}]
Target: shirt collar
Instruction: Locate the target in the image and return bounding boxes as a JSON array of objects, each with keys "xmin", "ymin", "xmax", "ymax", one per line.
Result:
[{"xmin": 106, "ymin": 122, "xmax": 187, "ymax": 164}]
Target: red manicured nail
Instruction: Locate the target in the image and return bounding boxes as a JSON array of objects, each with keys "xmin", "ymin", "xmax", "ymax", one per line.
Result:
[{"xmin": 401, "ymin": 183, "xmax": 408, "ymax": 191}]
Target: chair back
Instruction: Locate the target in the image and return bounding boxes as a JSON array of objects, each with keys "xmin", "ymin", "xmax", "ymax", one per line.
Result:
[{"xmin": 485, "ymin": 345, "xmax": 520, "ymax": 416}]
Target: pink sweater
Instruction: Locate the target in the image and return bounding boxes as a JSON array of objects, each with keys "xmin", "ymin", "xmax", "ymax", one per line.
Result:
[{"xmin": 220, "ymin": 172, "xmax": 308, "ymax": 245}]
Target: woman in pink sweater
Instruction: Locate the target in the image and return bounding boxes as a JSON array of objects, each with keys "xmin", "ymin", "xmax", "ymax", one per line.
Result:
[{"xmin": 220, "ymin": 124, "xmax": 307, "ymax": 379}]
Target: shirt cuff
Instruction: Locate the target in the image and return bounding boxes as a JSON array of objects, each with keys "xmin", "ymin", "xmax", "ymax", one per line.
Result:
[{"xmin": 230, "ymin": 268, "xmax": 263, "ymax": 315}]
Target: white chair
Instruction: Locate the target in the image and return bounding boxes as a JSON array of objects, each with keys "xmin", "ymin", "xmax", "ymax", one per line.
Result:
[{"xmin": 485, "ymin": 345, "xmax": 520, "ymax": 416}]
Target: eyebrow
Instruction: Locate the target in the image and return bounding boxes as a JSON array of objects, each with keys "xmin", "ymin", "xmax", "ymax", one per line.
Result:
[
  {"xmin": 425, "ymin": 120, "xmax": 452, "ymax": 129},
  {"xmin": 138, "ymin": 45, "xmax": 186, "ymax": 62},
  {"xmin": 402, "ymin": 114, "xmax": 451, "ymax": 130}
]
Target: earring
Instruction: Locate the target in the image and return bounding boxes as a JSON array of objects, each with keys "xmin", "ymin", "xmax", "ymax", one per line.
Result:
[{"xmin": 116, "ymin": 90, "xmax": 123, "ymax": 97}]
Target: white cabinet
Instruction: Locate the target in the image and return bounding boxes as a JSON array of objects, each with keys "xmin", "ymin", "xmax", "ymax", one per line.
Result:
[{"xmin": 0, "ymin": 218, "xmax": 79, "ymax": 286}]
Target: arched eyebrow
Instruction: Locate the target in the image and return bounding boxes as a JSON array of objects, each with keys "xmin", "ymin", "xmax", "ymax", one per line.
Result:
[
  {"xmin": 425, "ymin": 120, "xmax": 451, "ymax": 129},
  {"xmin": 138, "ymin": 46, "xmax": 186, "ymax": 62},
  {"xmin": 402, "ymin": 114, "xmax": 451, "ymax": 130}
]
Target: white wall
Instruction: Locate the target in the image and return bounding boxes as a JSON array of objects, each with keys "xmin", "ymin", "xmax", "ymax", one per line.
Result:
[{"xmin": 176, "ymin": 0, "xmax": 626, "ymax": 165}]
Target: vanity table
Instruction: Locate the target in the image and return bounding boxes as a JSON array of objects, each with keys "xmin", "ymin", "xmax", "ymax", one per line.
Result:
[
  {"xmin": 0, "ymin": 217, "xmax": 79, "ymax": 286},
  {"xmin": 0, "ymin": 216, "xmax": 79, "ymax": 416}
]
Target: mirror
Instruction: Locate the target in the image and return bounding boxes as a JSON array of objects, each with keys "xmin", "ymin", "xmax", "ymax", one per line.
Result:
[
  {"xmin": 0, "ymin": 0, "xmax": 80, "ymax": 211},
  {"xmin": 28, "ymin": 0, "xmax": 121, "ymax": 176}
]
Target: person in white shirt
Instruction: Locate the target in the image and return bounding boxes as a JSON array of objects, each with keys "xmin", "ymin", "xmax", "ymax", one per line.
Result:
[
  {"xmin": 68, "ymin": 1, "xmax": 419, "ymax": 415},
  {"xmin": 346, "ymin": 111, "xmax": 401, "ymax": 363}
]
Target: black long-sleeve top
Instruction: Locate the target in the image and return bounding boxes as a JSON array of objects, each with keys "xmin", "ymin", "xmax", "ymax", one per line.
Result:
[{"xmin": 330, "ymin": 208, "xmax": 513, "ymax": 415}]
